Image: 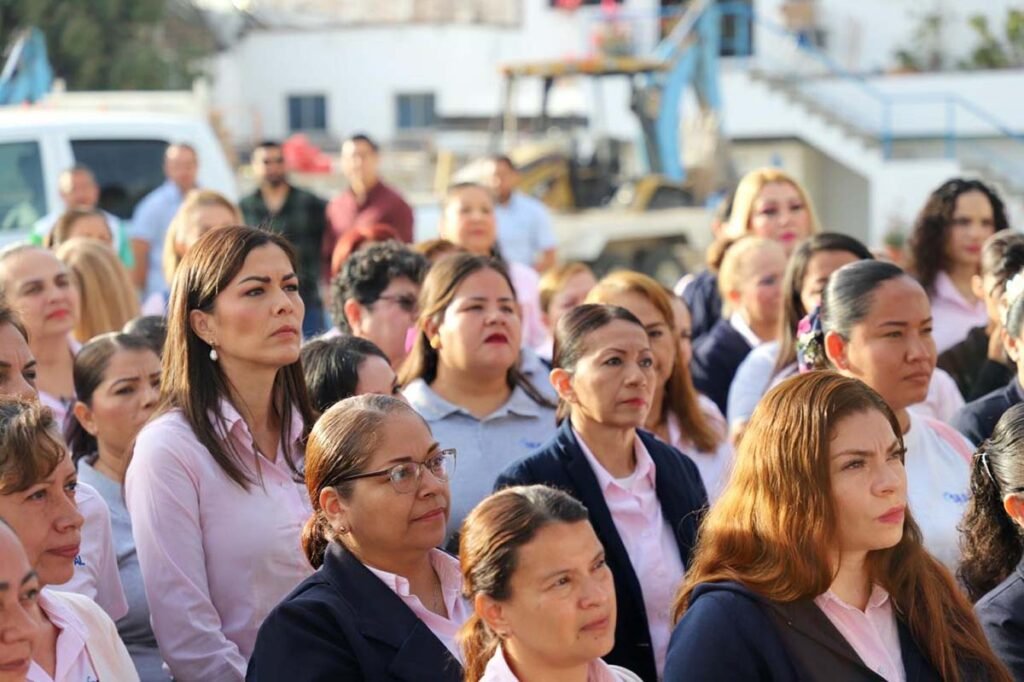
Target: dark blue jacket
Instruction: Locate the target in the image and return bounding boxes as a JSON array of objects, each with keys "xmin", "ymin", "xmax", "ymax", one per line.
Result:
[
  {"xmin": 953, "ymin": 377, "xmax": 1024, "ymax": 446},
  {"xmin": 246, "ymin": 543, "xmax": 463, "ymax": 682},
  {"xmin": 495, "ymin": 419, "xmax": 708, "ymax": 682},
  {"xmin": 976, "ymin": 561, "xmax": 1024, "ymax": 680},
  {"xmin": 681, "ymin": 269, "xmax": 721, "ymax": 344},
  {"xmin": 665, "ymin": 581, "xmax": 944, "ymax": 681},
  {"xmin": 690, "ymin": 317, "xmax": 753, "ymax": 415}
]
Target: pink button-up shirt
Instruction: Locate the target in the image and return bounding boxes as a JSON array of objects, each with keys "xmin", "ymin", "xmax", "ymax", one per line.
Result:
[
  {"xmin": 666, "ymin": 396, "xmax": 734, "ymax": 502},
  {"xmin": 814, "ymin": 586, "xmax": 905, "ymax": 682},
  {"xmin": 28, "ymin": 591, "xmax": 98, "ymax": 682},
  {"xmin": 930, "ymin": 271, "xmax": 988, "ymax": 354},
  {"xmin": 125, "ymin": 401, "xmax": 314, "ymax": 681},
  {"xmin": 365, "ymin": 549, "xmax": 472, "ymax": 662},
  {"xmin": 575, "ymin": 429, "xmax": 685, "ymax": 678}
]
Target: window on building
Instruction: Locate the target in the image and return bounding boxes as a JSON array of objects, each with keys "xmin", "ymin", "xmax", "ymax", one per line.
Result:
[
  {"xmin": 71, "ymin": 139, "xmax": 168, "ymax": 219},
  {"xmin": 396, "ymin": 93, "xmax": 437, "ymax": 130},
  {"xmin": 288, "ymin": 95, "xmax": 328, "ymax": 132},
  {"xmin": 0, "ymin": 141, "xmax": 45, "ymax": 245}
]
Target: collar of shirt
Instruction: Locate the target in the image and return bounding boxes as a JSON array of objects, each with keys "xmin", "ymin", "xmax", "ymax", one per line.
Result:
[
  {"xmin": 404, "ymin": 379, "xmax": 545, "ymax": 422},
  {"xmin": 815, "ymin": 584, "xmax": 891, "ymax": 613},
  {"xmin": 208, "ymin": 397, "xmax": 305, "ymax": 465},
  {"xmin": 480, "ymin": 645, "xmax": 620, "ymax": 682},
  {"xmin": 573, "ymin": 427, "xmax": 656, "ymax": 494},
  {"xmin": 728, "ymin": 311, "xmax": 765, "ymax": 348},
  {"xmin": 364, "ymin": 548, "xmax": 463, "ymax": 611},
  {"xmin": 29, "ymin": 591, "xmax": 91, "ymax": 682},
  {"xmin": 933, "ymin": 271, "xmax": 982, "ymax": 313}
]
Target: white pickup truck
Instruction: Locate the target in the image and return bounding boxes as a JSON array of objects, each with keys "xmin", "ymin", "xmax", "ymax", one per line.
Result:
[{"xmin": 0, "ymin": 107, "xmax": 236, "ymax": 246}]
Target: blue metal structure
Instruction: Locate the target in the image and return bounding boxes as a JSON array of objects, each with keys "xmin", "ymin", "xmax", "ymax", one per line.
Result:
[{"xmin": 0, "ymin": 27, "xmax": 54, "ymax": 106}]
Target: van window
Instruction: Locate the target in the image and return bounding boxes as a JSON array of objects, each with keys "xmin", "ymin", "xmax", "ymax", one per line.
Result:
[
  {"xmin": 0, "ymin": 141, "xmax": 45, "ymax": 244},
  {"xmin": 71, "ymin": 139, "xmax": 168, "ymax": 219}
]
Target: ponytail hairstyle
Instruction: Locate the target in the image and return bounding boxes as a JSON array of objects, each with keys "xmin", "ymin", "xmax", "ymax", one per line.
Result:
[
  {"xmin": 300, "ymin": 336, "xmax": 391, "ymax": 414},
  {"xmin": 458, "ymin": 485, "xmax": 589, "ymax": 682},
  {"xmin": 398, "ymin": 252, "xmax": 553, "ymax": 408},
  {"xmin": 959, "ymin": 403, "xmax": 1024, "ymax": 602},
  {"xmin": 67, "ymin": 332, "xmax": 158, "ymax": 465},
  {"xmin": 773, "ymin": 233, "xmax": 873, "ymax": 378},
  {"xmin": 301, "ymin": 394, "xmax": 424, "ymax": 568},
  {"xmin": 551, "ymin": 303, "xmax": 646, "ymax": 424},
  {"xmin": 797, "ymin": 260, "xmax": 908, "ymax": 371}
]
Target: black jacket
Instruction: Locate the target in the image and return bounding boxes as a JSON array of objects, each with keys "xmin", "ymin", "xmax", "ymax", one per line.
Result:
[
  {"xmin": 665, "ymin": 581, "xmax": 944, "ymax": 681},
  {"xmin": 976, "ymin": 560, "xmax": 1024, "ymax": 680},
  {"xmin": 690, "ymin": 317, "xmax": 754, "ymax": 415},
  {"xmin": 681, "ymin": 270, "xmax": 722, "ymax": 344},
  {"xmin": 495, "ymin": 419, "xmax": 708, "ymax": 682},
  {"xmin": 246, "ymin": 543, "xmax": 463, "ymax": 682},
  {"xmin": 937, "ymin": 325, "xmax": 1014, "ymax": 401},
  {"xmin": 953, "ymin": 377, "xmax": 1024, "ymax": 446}
]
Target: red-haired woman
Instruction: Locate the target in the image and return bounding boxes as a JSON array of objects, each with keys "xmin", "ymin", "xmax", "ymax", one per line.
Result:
[{"xmin": 665, "ymin": 372, "xmax": 1009, "ymax": 682}]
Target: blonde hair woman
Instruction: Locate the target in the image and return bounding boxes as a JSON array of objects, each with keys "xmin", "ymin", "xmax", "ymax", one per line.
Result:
[
  {"xmin": 56, "ymin": 238, "xmax": 139, "ymax": 343},
  {"xmin": 680, "ymin": 167, "xmax": 819, "ymax": 343}
]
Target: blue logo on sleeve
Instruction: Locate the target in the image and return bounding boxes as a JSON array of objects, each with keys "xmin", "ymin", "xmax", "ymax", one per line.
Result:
[{"xmin": 73, "ymin": 555, "xmax": 85, "ymax": 567}]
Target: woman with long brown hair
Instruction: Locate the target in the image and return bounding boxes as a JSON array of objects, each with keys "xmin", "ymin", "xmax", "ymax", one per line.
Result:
[
  {"xmin": 665, "ymin": 372, "xmax": 1009, "ymax": 681},
  {"xmin": 586, "ymin": 271, "xmax": 731, "ymax": 499},
  {"xmin": 126, "ymin": 226, "xmax": 316, "ymax": 681}
]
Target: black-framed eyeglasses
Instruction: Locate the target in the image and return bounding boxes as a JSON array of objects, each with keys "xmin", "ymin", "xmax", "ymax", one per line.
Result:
[
  {"xmin": 335, "ymin": 449, "xmax": 456, "ymax": 494},
  {"xmin": 371, "ymin": 294, "xmax": 418, "ymax": 314}
]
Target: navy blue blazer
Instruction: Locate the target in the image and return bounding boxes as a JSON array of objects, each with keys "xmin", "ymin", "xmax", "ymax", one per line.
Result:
[
  {"xmin": 681, "ymin": 270, "xmax": 722, "ymax": 344},
  {"xmin": 690, "ymin": 317, "xmax": 754, "ymax": 415},
  {"xmin": 976, "ymin": 561, "xmax": 1024, "ymax": 679},
  {"xmin": 246, "ymin": 543, "xmax": 463, "ymax": 682},
  {"xmin": 665, "ymin": 581, "xmax": 944, "ymax": 681},
  {"xmin": 953, "ymin": 377, "xmax": 1024, "ymax": 446},
  {"xmin": 494, "ymin": 419, "xmax": 708, "ymax": 682}
]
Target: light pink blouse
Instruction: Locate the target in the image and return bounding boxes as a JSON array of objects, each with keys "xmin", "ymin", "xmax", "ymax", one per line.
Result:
[
  {"xmin": 480, "ymin": 645, "xmax": 640, "ymax": 681},
  {"xmin": 575, "ymin": 430, "xmax": 685, "ymax": 677},
  {"xmin": 814, "ymin": 586, "xmax": 905, "ymax": 682},
  {"xmin": 125, "ymin": 401, "xmax": 313, "ymax": 681},
  {"xmin": 365, "ymin": 549, "xmax": 472, "ymax": 662},
  {"xmin": 27, "ymin": 591, "xmax": 99, "ymax": 682},
  {"xmin": 929, "ymin": 271, "xmax": 987, "ymax": 354}
]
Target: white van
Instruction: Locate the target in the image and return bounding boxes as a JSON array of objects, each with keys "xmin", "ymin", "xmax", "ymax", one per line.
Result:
[{"xmin": 0, "ymin": 108, "xmax": 237, "ymax": 246}]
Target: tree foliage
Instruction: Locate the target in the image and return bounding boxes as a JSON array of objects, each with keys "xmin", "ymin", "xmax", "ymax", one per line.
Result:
[{"xmin": 0, "ymin": 0, "xmax": 215, "ymax": 90}]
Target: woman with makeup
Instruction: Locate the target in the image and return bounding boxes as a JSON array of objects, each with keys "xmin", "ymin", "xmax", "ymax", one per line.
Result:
[
  {"xmin": 800, "ymin": 260, "xmax": 973, "ymax": 569},
  {"xmin": 908, "ymin": 178, "xmax": 1008, "ymax": 354},
  {"xmin": 55, "ymin": 238, "xmax": 140, "ymax": 343},
  {"xmin": 664, "ymin": 372, "xmax": 1009, "ymax": 681},
  {"xmin": 496, "ymin": 304, "xmax": 707, "ymax": 681},
  {"xmin": 126, "ymin": 226, "xmax": 316, "ymax": 681},
  {"xmin": 586, "ymin": 272, "xmax": 732, "ymax": 501},
  {"xmin": 0, "ymin": 520, "xmax": 41, "ymax": 682},
  {"xmin": 67, "ymin": 333, "xmax": 168, "ymax": 680},
  {"xmin": 0, "ymin": 397, "xmax": 138, "ymax": 681},
  {"xmin": 0, "ymin": 244, "xmax": 80, "ymax": 426},
  {"xmin": 458, "ymin": 484, "xmax": 642, "ymax": 681},
  {"xmin": 248, "ymin": 394, "xmax": 468, "ymax": 681},
  {"xmin": 400, "ymin": 253, "xmax": 556, "ymax": 544},
  {"xmin": 681, "ymin": 168, "xmax": 819, "ymax": 343}
]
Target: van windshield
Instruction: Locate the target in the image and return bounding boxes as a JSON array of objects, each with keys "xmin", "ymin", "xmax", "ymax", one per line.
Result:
[{"xmin": 71, "ymin": 139, "xmax": 168, "ymax": 219}]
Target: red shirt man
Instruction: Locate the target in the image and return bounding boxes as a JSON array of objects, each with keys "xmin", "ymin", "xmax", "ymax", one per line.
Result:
[{"xmin": 324, "ymin": 134, "xmax": 414, "ymax": 281}]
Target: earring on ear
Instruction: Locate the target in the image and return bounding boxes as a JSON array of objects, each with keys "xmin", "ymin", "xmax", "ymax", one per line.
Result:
[
  {"xmin": 337, "ymin": 526, "xmax": 349, "ymax": 534},
  {"xmin": 429, "ymin": 336, "xmax": 440, "ymax": 350},
  {"xmin": 209, "ymin": 341, "xmax": 219, "ymax": 362}
]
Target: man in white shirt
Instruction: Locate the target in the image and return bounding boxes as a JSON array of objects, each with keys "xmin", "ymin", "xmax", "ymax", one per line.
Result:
[{"xmin": 487, "ymin": 155, "xmax": 558, "ymax": 273}]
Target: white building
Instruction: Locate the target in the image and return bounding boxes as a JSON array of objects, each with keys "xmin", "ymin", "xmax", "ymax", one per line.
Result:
[{"xmin": 207, "ymin": 0, "xmax": 1024, "ymax": 246}]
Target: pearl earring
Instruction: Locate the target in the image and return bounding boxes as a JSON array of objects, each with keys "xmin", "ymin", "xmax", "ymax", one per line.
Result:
[{"xmin": 209, "ymin": 346, "xmax": 219, "ymax": 362}]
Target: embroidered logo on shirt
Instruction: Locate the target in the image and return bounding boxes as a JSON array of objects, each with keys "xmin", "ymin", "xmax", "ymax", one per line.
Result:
[
  {"xmin": 519, "ymin": 439, "xmax": 543, "ymax": 450},
  {"xmin": 74, "ymin": 555, "xmax": 86, "ymax": 567},
  {"xmin": 943, "ymin": 491, "xmax": 969, "ymax": 504}
]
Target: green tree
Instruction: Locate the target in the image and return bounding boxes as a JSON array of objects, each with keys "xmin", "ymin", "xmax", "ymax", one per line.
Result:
[{"xmin": 0, "ymin": 0, "xmax": 214, "ymax": 90}]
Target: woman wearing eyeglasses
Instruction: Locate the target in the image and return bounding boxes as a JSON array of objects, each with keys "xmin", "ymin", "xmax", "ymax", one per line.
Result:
[{"xmin": 248, "ymin": 394, "xmax": 469, "ymax": 682}]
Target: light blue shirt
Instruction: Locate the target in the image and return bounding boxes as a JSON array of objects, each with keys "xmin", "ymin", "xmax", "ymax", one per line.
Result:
[
  {"xmin": 494, "ymin": 191, "xmax": 557, "ymax": 268},
  {"xmin": 403, "ymin": 378, "xmax": 557, "ymax": 542},
  {"xmin": 129, "ymin": 181, "xmax": 185, "ymax": 297}
]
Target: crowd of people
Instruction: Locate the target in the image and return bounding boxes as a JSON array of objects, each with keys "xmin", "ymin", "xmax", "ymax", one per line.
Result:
[{"xmin": 1, "ymin": 132, "xmax": 1024, "ymax": 682}]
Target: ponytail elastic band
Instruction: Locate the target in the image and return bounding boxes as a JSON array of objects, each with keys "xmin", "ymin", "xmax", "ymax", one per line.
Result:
[
  {"xmin": 795, "ymin": 306, "xmax": 825, "ymax": 373},
  {"xmin": 978, "ymin": 448, "xmax": 999, "ymax": 489}
]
